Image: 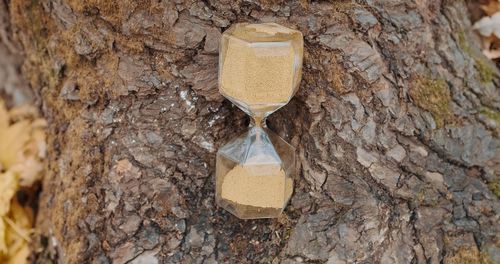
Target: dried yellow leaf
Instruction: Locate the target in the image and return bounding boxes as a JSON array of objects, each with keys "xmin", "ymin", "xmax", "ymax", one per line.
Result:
[
  {"xmin": 0, "ymin": 172, "xmax": 17, "ymax": 216},
  {"xmin": 0, "ymin": 121, "xmax": 30, "ymax": 169},
  {"xmin": 11, "ymin": 157, "xmax": 43, "ymax": 187},
  {"xmin": 7, "ymin": 105, "xmax": 38, "ymax": 123},
  {"xmin": 4, "ymin": 217, "xmax": 30, "ymax": 254},
  {"xmin": 3, "ymin": 202, "xmax": 32, "ymax": 264},
  {"xmin": 481, "ymin": 0, "xmax": 500, "ymax": 16},
  {"xmin": 0, "ymin": 101, "xmax": 8, "ymax": 130},
  {"xmin": 1, "ymin": 192, "xmax": 33, "ymax": 264},
  {"xmin": 6, "ymin": 243, "xmax": 29, "ymax": 264},
  {"xmin": 8, "ymin": 199, "xmax": 33, "ymax": 231},
  {"xmin": 25, "ymin": 125, "xmax": 46, "ymax": 159},
  {"xmin": 0, "ymin": 218, "xmax": 6, "ymax": 254},
  {"xmin": 0, "ymin": 100, "xmax": 45, "ymax": 263},
  {"xmin": 34, "ymin": 129, "xmax": 47, "ymax": 159}
]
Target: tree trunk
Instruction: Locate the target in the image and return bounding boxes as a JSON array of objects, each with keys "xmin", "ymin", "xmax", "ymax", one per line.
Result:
[
  {"xmin": 6, "ymin": 0, "xmax": 500, "ymax": 263},
  {"xmin": 0, "ymin": 0, "xmax": 33, "ymax": 107}
]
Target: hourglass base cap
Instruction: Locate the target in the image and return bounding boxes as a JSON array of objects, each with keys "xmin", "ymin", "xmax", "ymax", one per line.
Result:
[{"xmin": 216, "ymin": 195, "xmax": 285, "ymax": 219}]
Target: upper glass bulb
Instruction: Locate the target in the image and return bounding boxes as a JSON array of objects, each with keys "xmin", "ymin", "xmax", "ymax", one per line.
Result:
[{"xmin": 218, "ymin": 23, "xmax": 304, "ymax": 118}]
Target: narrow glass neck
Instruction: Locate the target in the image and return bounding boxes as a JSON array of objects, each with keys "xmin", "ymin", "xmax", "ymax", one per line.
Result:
[{"xmin": 250, "ymin": 116, "xmax": 267, "ymax": 128}]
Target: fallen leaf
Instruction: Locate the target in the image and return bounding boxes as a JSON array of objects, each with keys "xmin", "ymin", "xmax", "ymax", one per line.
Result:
[
  {"xmin": 473, "ymin": 12, "xmax": 500, "ymax": 38},
  {"xmin": 0, "ymin": 101, "xmax": 8, "ymax": 130},
  {"xmin": 3, "ymin": 201, "xmax": 32, "ymax": 264},
  {"xmin": 0, "ymin": 121, "xmax": 30, "ymax": 169},
  {"xmin": 5, "ymin": 243, "xmax": 29, "ymax": 264},
  {"xmin": 5, "ymin": 215, "xmax": 31, "ymax": 243},
  {"xmin": 8, "ymin": 200, "xmax": 33, "ymax": 228},
  {"xmin": 0, "ymin": 100, "xmax": 45, "ymax": 263},
  {"xmin": 481, "ymin": 0, "xmax": 500, "ymax": 16},
  {"xmin": 4, "ymin": 217, "xmax": 30, "ymax": 253},
  {"xmin": 31, "ymin": 126, "xmax": 47, "ymax": 159},
  {"xmin": 0, "ymin": 172, "xmax": 18, "ymax": 216},
  {"xmin": 11, "ymin": 157, "xmax": 43, "ymax": 187},
  {"xmin": 0, "ymin": 218, "xmax": 6, "ymax": 254},
  {"xmin": 8, "ymin": 105, "xmax": 38, "ymax": 123},
  {"xmin": 483, "ymin": 48, "xmax": 500, "ymax": 59}
]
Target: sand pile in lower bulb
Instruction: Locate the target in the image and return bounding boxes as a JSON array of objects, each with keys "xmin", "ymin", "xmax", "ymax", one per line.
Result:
[{"xmin": 221, "ymin": 165, "xmax": 293, "ymax": 208}]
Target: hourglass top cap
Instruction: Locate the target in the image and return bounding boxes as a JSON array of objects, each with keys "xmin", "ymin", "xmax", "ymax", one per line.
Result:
[
  {"xmin": 218, "ymin": 23, "xmax": 304, "ymax": 117},
  {"xmin": 223, "ymin": 22, "xmax": 303, "ymax": 42}
]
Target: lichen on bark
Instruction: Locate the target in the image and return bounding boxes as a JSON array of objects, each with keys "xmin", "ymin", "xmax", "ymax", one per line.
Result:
[{"xmin": 409, "ymin": 77, "xmax": 454, "ymax": 128}]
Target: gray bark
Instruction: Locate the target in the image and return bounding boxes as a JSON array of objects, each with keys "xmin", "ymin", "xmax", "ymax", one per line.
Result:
[{"xmin": 4, "ymin": 0, "xmax": 500, "ymax": 263}]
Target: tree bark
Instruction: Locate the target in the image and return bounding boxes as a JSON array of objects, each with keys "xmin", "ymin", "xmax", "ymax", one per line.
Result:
[
  {"xmin": 6, "ymin": 0, "xmax": 500, "ymax": 263},
  {"xmin": 0, "ymin": 0, "xmax": 33, "ymax": 107}
]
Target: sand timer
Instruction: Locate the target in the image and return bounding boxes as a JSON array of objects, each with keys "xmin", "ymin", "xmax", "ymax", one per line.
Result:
[{"xmin": 215, "ymin": 23, "xmax": 303, "ymax": 219}]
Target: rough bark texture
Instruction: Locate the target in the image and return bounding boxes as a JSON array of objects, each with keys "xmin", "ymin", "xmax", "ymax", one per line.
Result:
[
  {"xmin": 0, "ymin": 0, "xmax": 33, "ymax": 107},
  {"xmin": 5, "ymin": 0, "xmax": 500, "ymax": 263}
]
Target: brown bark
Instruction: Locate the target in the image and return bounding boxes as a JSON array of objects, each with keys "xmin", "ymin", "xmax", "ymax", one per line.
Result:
[
  {"xmin": 0, "ymin": 0, "xmax": 33, "ymax": 107},
  {"xmin": 5, "ymin": 0, "xmax": 500, "ymax": 263}
]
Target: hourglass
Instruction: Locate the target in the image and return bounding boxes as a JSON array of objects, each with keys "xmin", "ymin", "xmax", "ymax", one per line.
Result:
[{"xmin": 216, "ymin": 23, "xmax": 303, "ymax": 219}]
